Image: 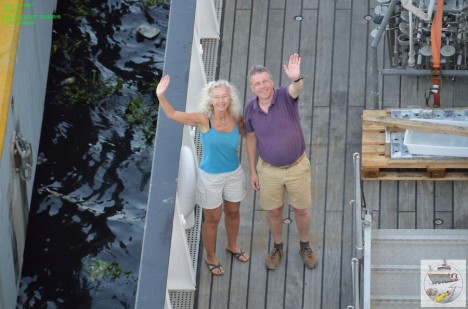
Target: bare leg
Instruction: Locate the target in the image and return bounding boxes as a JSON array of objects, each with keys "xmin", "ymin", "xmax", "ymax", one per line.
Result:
[
  {"xmin": 292, "ymin": 207, "xmax": 311, "ymax": 242},
  {"xmin": 224, "ymin": 200, "xmax": 249, "ymax": 261},
  {"xmin": 224, "ymin": 200, "xmax": 240, "ymax": 251},
  {"xmin": 267, "ymin": 205, "xmax": 284, "ymax": 244},
  {"xmin": 202, "ymin": 206, "xmax": 223, "ymax": 274}
]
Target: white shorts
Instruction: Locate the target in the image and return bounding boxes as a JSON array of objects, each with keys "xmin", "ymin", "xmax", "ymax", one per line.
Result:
[{"xmin": 196, "ymin": 165, "xmax": 246, "ymax": 209}]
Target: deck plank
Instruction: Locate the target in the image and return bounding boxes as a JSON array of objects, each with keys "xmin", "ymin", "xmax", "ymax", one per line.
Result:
[
  {"xmin": 283, "ymin": 1, "xmax": 317, "ymax": 307},
  {"xmin": 302, "ymin": 106, "xmax": 329, "ymax": 309},
  {"xmin": 380, "ymin": 181, "xmax": 398, "ymax": 228},
  {"xmin": 313, "ymin": 0, "xmax": 334, "ymax": 107},
  {"xmin": 245, "ymin": 0, "xmax": 269, "ymax": 80},
  {"xmin": 225, "ymin": 149, "xmax": 255, "ymax": 308},
  {"xmin": 416, "ymin": 182, "xmax": 435, "ymax": 229},
  {"xmin": 435, "ymin": 182, "xmax": 453, "ymax": 226},
  {"xmin": 236, "ymin": 0, "xmax": 251, "ymax": 10},
  {"xmin": 297, "ymin": 8, "xmax": 317, "ymax": 139},
  {"xmin": 238, "ymin": 2, "xmax": 271, "ymax": 308},
  {"xmin": 226, "ymin": 9, "xmax": 252, "ymax": 97},
  {"xmin": 261, "ymin": 6, "xmax": 293, "ymax": 309},
  {"xmin": 245, "ymin": 204, "xmax": 270, "ymax": 309},
  {"xmin": 282, "ymin": 0, "xmax": 301, "ymax": 71},
  {"xmin": 336, "ymin": 0, "xmax": 351, "ymax": 9},
  {"xmin": 303, "ymin": 0, "xmax": 319, "ymax": 10},
  {"xmin": 398, "ymin": 181, "xmax": 416, "ymax": 229},
  {"xmin": 321, "ymin": 211, "xmax": 344, "ymax": 309},
  {"xmin": 326, "ymin": 8, "xmax": 350, "ymax": 212},
  {"xmin": 454, "ymin": 182, "xmax": 468, "ymax": 228},
  {"xmin": 349, "ymin": 1, "xmax": 371, "ymax": 108},
  {"xmin": 218, "ymin": 0, "xmax": 235, "ymax": 81},
  {"xmin": 270, "ymin": 0, "xmax": 285, "ymax": 10},
  {"xmin": 265, "ymin": 10, "xmax": 286, "ymax": 84}
]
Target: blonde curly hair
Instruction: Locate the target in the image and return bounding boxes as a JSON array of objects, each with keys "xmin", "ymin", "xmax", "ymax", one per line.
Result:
[{"xmin": 198, "ymin": 80, "xmax": 242, "ymax": 118}]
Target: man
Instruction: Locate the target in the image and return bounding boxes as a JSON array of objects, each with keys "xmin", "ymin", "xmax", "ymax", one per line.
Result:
[{"xmin": 244, "ymin": 53, "xmax": 317, "ymax": 270}]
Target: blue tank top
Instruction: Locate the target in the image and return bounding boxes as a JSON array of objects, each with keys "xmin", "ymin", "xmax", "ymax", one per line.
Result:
[{"xmin": 199, "ymin": 119, "xmax": 240, "ymax": 173}]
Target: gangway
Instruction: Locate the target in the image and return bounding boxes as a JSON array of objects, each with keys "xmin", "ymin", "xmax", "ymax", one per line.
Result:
[{"xmin": 349, "ymin": 153, "xmax": 468, "ymax": 309}]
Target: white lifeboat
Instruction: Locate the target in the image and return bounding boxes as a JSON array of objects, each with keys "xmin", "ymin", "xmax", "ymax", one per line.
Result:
[
  {"xmin": 167, "ymin": 126, "xmax": 199, "ymax": 291},
  {"xmin": 175, "ymin": 126, "xmax": 198, "ymax": 229}
]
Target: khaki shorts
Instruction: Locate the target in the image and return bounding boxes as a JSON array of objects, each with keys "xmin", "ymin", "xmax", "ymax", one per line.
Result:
[
  {"xmin": 256, "ymin": 154, "xmax": 312, "ymax": 210},
  {"xmin": 196, "ymin": 165, "xmax": 246, "ymax": 209}
]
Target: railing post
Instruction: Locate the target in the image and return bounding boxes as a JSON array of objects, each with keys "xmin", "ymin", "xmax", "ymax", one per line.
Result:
[
  {"xmin": 353, "ymin": 153, "xmax": 363, "ymax": 259},
  {"xmin": 363, "ymin": 213, "xmax": 373, "ymax": 309}
]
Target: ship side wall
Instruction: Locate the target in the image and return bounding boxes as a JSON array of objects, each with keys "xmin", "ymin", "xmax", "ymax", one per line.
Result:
[{"xmin": 0, "ymin": 1, "xmax": 57, "ymax": 308}]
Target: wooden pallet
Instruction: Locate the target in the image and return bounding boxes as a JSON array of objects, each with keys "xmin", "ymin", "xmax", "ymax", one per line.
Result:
[{"xmin": 361, "ymin": 109, "xmax": 468, "ymax": 180}]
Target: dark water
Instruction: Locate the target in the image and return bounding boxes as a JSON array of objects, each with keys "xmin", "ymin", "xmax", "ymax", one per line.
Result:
[{"xmin": 17, "ymin": 1, "xmax": 168, "ymax": 308}]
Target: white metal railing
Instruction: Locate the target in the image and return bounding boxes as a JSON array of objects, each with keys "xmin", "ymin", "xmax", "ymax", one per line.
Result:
[
  {"xmin": 350, "ymin": 258, "xmax": 360, "ymax": 309},
  {"xmin": 362, "ymin": 212, "xmax": 373, "ymax": 309},
  {"xmin": 165, "ymin": 0, "xmax": 222, "ymax": 308},
  {"xmin": 348, "ymin": 153, "xmax": 365, "ymax": 309},
  {"xmin": 135, "ymin": 0, "xmax": 200, "ymax": 307},
  {"xmin": 353, "ymin": 152, "xmax": 374, "ymax": 309},
  {"xmin": 353, "ymin": 153, "xmax": 364, "ymax": 259}
]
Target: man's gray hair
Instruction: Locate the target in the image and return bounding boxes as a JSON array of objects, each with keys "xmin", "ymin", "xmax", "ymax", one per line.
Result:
[{"xmin": 248, "ymin": 65, "xmax": 273, "ymax": 80}]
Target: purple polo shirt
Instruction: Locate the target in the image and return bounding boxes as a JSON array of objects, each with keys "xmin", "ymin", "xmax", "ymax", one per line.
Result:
[{"xmin": 244, "ymin": 86, "xmax": 306, "ymax": 166}]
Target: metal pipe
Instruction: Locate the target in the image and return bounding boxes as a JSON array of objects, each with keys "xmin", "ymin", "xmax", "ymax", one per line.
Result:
[
  {"xmin": 427, "ymin": 0, "xmax": 436, "ymax": 21},
  {"xmin": 381, "ymin": 68, "xmax": 468, "ymax": 76},
  {"xmin": 371, "ymin": 0, "xmax": 399, "ymax": 109},
  {"xmin": 417, "ymin": 52, "xmax": 423, "ymax": 66},
  {"xmin": 352, "ymin": 258, "xmax": 361, "ymax": 309},
  {"xmin": 417, "ymin": 19, "xmax": 424, "ymax": 66},
  {"xmin": 363, "ymin": 213, "xmax": 372, "ymax": 309},
  {"xmin": 353, "ymin": 153, "xmax": 363, "ymax": 260},
  {"xmin": 401, "ymin": 0, "xmax": 432, "ymax": 21},
  {"xmin": 394, "ymin": 28, "xmax": 399, "ymax": 65},
  {"xmin": 409, "ymin": 11, "xmax": 415, "ymax": 66},
  {"xmin": 463, "ymin": 44, "xmax": 467, "ymax": 68},
  {"xmin": 371, "ymin": 45, "xmax": 380, "ymax": 109},
  {"xmin": 371, "ymin": 0, "xmax": 399, "ymax": 48}
]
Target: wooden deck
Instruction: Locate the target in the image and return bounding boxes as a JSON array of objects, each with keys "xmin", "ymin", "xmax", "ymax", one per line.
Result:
[{"xmin": 195, "ymin": 1, "xmax": 468, "ymax": 308}]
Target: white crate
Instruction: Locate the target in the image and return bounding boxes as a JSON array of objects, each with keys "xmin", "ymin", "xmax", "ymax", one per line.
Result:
[{"xmin": 403, "ymin": 119, "xmax": 468, "ymax": 158}]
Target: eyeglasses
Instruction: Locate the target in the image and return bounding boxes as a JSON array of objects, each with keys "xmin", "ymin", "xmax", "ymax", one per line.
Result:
[{"xmin": 211, "ymin": 95, "xmax": 230, "ymax": 101}]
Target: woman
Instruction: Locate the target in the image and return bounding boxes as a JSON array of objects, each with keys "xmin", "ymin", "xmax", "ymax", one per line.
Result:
[{"xmin": 156, "ymin": 75, "xmax": 248, "ymax": 276}]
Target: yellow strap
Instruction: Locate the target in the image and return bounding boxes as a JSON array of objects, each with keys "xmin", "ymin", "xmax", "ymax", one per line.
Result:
[{"xmin": 0, "ymin": 0, "xmax": 23, "ymax": 158}]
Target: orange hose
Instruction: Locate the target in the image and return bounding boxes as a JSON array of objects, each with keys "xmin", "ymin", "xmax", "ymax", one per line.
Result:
[
  {"xmin": 431, "ymin": 0, "xmax": 443, "ymax": 69},
  {"xmin": 431, "ymin": 0, "xmax": 444, "ymax": 107}
]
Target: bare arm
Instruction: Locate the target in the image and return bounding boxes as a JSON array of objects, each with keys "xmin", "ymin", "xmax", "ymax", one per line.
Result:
[
  {"xmin": 283, "ymin": 53, "xmax": 304, "ymax": 99},
  {"xmin": 245, "ymin": 131, "xmax": 260, "ymax": 191},
  {"xmin": 156, "ymin": 75, "xmax": 208, "ymax": 128}
]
